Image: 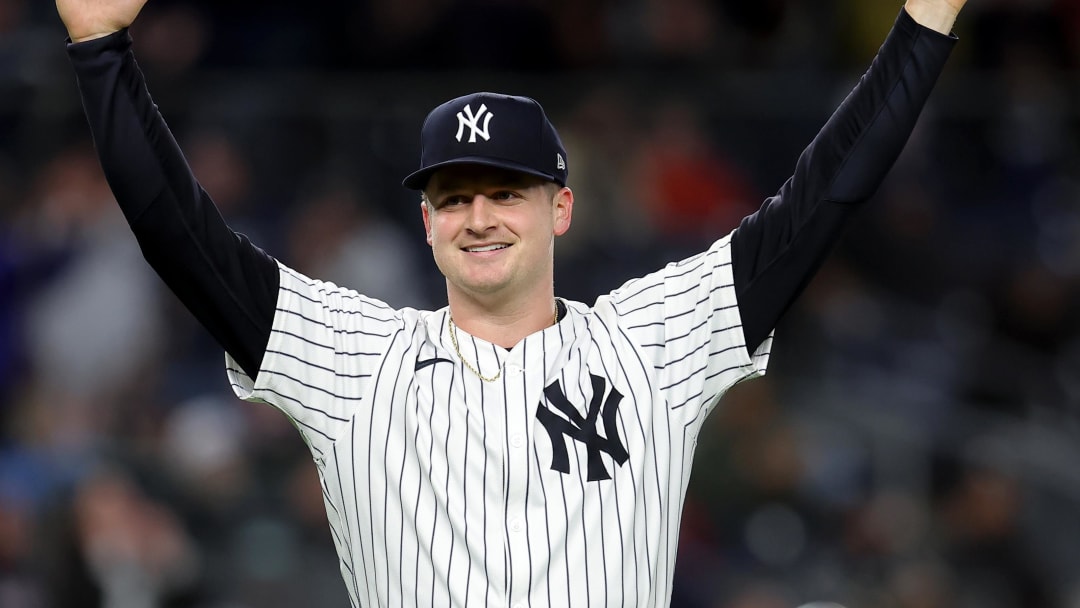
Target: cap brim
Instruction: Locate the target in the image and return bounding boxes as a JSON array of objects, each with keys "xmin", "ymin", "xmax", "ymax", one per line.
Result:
[{"xmin": 402, "ymin": 156, "xmax": 561, "ymax": 190}]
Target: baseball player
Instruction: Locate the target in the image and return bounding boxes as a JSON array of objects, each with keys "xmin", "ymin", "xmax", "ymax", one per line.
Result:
[{"xmin": 56, "ymin": 0, "xmax": 966, "ymax": 605}]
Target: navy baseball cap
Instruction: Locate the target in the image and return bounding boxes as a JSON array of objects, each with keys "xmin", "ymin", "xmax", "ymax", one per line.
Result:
[{"xmin": 402, "ymin": 92, "xmax": 568, "ymax": 191}]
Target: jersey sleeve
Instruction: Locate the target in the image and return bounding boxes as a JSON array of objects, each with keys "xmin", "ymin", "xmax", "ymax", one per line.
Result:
[
  {"xmin": 66, "ymin": 30, "xmax": 279, "ymax": 377},
  {"xmin": 609, "ymin": 232, "xmax": 767, "ymax": 419},
  {"xmin": 227, "ymin": 264, "xmax": 406, "ymax": 452},
  {"xmin": 732, "ymin": 8, "xmax": 957, "ymax": 354}
]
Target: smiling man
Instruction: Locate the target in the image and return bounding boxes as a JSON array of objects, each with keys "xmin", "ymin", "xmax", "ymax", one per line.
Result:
[{"xmin": 56, "ymin": 0, "xmax": 967, "ymax": 605}]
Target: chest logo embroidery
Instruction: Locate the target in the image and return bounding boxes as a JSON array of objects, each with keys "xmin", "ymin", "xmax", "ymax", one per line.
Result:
[{"xmin": 537, "ymin": 375, "xmax": 629, "ymax": 481}]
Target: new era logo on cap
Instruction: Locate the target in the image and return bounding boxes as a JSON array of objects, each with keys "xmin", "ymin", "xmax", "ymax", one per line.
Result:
[{"xmin": 403, "ymin": 92, "xmax": 569, "ymax": 190}]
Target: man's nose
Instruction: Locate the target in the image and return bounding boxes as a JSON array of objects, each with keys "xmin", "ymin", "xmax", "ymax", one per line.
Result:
[{"xmin": 465, "ymin": 195, "xmax": 496, "ymax": 232}]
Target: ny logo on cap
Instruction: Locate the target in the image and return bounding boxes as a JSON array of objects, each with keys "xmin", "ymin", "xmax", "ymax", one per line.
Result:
[{"xmin": 455, "ymin": 103, "xmax": 494, "ymax": 143}]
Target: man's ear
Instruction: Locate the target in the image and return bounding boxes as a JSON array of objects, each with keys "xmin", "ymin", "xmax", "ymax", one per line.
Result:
[
  {"xmin": 421, "ymin": 200, "xmax": 433, "ymax": 246},
  {"xmin": 553, "ymin": 187, "xmax": 573, "ymax": 236}
]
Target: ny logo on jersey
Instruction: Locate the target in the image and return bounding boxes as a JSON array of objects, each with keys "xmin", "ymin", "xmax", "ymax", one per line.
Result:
[
  {"xmin": 537, "ymin": 375, "xmax": 629, "ymax": 481},
  {"xmin": 455, "ymin": 103, "xmax": 494, "ymax": 143}
]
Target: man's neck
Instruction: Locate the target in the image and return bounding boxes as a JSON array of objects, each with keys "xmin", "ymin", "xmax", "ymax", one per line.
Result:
[{"xmin": 447, "ymin": 290, "xmax": 558, "ymax": 349}]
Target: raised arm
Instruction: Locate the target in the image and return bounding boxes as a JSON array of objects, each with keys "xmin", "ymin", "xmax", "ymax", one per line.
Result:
[
  {"xmin": 57, "ymin": 0, "xmax": 279, "ymax": 377},
  {"xmin": 732, "ymin": 0, "xmax": 965, "ymax": 355}
]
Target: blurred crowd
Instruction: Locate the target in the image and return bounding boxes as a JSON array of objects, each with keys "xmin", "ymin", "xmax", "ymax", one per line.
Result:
[{"xmin": 3, "ymin": 0, "xmax": 1080, "ymax": 606}]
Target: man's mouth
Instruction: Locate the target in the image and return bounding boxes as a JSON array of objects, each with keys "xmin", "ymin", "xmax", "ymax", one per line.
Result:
[{"xmin": 463, "ymin": 244, "xmax": 510, "ymax": 252}]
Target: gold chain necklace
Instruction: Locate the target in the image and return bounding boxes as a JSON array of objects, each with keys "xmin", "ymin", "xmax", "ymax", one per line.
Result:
[{"xmin": 448, "ymin": 304, "xmax": 559, "ymax": 383}]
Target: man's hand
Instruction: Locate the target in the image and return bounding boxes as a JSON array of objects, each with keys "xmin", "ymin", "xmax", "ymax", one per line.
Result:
[
  {"xmin": 905, "ymin": 0, "xmax": 967, "ymax": 35},
  {"xmin": 56, "ymin": 0, "xmax": 148, "ymax": 42}
]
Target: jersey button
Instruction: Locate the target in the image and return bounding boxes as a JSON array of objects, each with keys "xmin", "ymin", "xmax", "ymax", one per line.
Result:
[
  {"xmin": 505, "ymin": 363, "xmax": 523, "ymax": 375},
  {"xmin": 509, "ymin": 518, "xmax": 523, "ymax": 533},
  {"xmin": 510, "ymin": 433, "xmax": 524, "ymax": 448}
]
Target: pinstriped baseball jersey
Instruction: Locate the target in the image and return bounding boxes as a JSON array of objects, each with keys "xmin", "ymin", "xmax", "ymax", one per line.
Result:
[{"xmin": 227, "ymin": 233, "xmax": 770, "ymax": 607}]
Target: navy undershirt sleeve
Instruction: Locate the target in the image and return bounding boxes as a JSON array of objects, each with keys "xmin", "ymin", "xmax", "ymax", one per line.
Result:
[
  {"xmin": 67, "ymin": 30, "xmax": 279, "ymax": 378},
  {"xmin": 732, "ymin": 9, "xmax": 956, "ymax": 355}
]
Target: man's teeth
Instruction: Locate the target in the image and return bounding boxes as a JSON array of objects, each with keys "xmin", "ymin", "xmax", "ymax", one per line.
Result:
[{"xmin": 467, "ymin": 244, "xmax": 509, "ymax": 252}]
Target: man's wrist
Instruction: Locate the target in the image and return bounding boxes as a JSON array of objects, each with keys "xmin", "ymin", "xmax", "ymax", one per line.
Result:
[
  {"xmin": 70, "ymin": 30, "xmax": 121, "ymax": 43},
  {"xmin": 904, "ymin": 0, "xmax": 961, "ymax": 35}
]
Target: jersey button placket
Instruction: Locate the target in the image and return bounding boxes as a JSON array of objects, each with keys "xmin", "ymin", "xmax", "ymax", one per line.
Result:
[{"xmin": 503, "ymin": 354, "xmax": 532, "ymax": 605}]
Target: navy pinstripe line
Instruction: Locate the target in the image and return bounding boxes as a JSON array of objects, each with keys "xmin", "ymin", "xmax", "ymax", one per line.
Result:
[
  {"xmin": 666, "ymin": 258, "xmax": 732, "ymax": 281},
  {"xmin": 264, "ymin": 348, "xmax": 375, "ymax": 379},
  {"xmin": 276, "ymin": 307, "xmax": 393, "ymax": 338},
  {"xmin": 519, "ymin": 339, "xmax": 534, "ymax": 602},
  {"xmin": 332, "ymin": 442, "xmax": 363, "ymax": 603},
  {"xmin": 669, "ymin": 390, "xmax": 704, "ymax": 412},
  {"xmin": 702, "ymin": 361, "xmax": 760, "ymax": 386},
  {"xmin": 667, "ymin": 280, "xmax": 735, "ymax": 303},
  {"xmin": 601, "ymin": 312, "xmax": 660, "ymax": 580},
  {"xmin": 670, "ymin": 360, "xmax": 756, "ymax": 411},
  {"xmin": 365, "ymin": 328, "xmax": 405, "ymax": 604},
  {"xmin": 479, "ymin": 350, "xmax": 490, "ymax": 608},
  {"xmin": 664, "ymin": 297, "xmax": 739, "ymax": 324},
  {"xmin": 409, "ymin": 345, "xmax": 430, "ymax": 608},
  {"xmin": 653, "ymin": 316, "xmax": 709, "ymax": 344},
  {"xmin": 611, "ymin": 280, "xmax": 663, "ymax": 306},
  {"xmin": 660, "ymin": 363, "xmax": 707, "ymax": 391},
  {"xmin": 663, "ymin": 336, "xmax": 711, "ymax": 370},
  {"xmin": 278, "ymin": 282, "xmax": 398, "ymax": 320},
  {"xmin": 257, "ymin": 384, "xmax": 349, "ymax": 423},
  {"xmin": 617, "ymin": 298, "xmax": 663, "ymax": 317},
  {"xmin": 587, "ymin": 333, "xmax": 629, "ymax": 608},
  {"xmin": 271, "ymin": 327, "xmax": 386, "ymax": 353},
  {"xmin": 261, "ymin": 368, "xmax": 367, "ymax": 402},
  {"xmin": 711, "ymin": 324, "xmax": 743, "ymax": 336},
  {"xmin": 710, "ymin": 342, "xmax": 747, "ymax": 358},
  {"xmin": 461, "ymin": 364, "xmax": 473, "ymax": 606},
  {"xmin": 442, "ymin": 365, "xmax": 457, "ymax": 605},
  {"xmin": 278, "ymin": 282, "xmax": 322, "ymax": 304},
  {"xmin": 501, "ymin": 366, "xmax": 513, "ymax": 603},
  {"xmin": 537, "ymin": 330, "xmax": 554, "ymax": 607},
  {"xmin": 388, "ymin": 349, "xmax": 413, "ymax": 608},
  {"xmin": 549, "ymin": 320, "xmax": 574, "ymax": 605},
  {"xmin": 659, "ymin": 355, "xmax": 676, "ymax": 605},
  {"xmin": 569, "ymin": 358, "xmax": 591, "ymax": 608},
  {"xmin": 427, "ymin": 334, "xmax": 451, "ymax": 606},
  {"xmin": 596, "ymin": 445, "xmax": 609, "ymax": 608}
]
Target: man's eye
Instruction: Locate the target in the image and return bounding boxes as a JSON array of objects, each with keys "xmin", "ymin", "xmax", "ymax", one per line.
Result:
[
  {"xmin": 441, "ymin": 196, "xmax": 466, "ymax": 207},
  {"xmin": 492, "ymin": 191, "xmax": 516, "ymax": 201}
]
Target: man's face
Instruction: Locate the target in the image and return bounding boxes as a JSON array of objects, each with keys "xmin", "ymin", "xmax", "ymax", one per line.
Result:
[{"xmin": 421, "ymin": 165, "xmax": 572, "ymax": 302}]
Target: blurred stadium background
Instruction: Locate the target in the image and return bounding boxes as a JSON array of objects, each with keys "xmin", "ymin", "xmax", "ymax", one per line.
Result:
[{"xmin": 2, "ymin": 0, "xmax": 1080, "ymax": 606}]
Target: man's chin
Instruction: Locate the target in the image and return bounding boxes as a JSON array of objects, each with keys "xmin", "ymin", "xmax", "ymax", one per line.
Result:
[{"xmin": 449, "ymin": 275, "xmax": 512, "ymax": 298}]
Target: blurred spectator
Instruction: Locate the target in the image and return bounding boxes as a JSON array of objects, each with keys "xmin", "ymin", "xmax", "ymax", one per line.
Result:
[
  {"xmin": 71, "ymin": 468, "xmax": 200, "ymax": 607},
  {"xmin": 631, "ymin": 101, "xmax": 759, "ymax": 253},
  {"xmin": 21, "ymin": 143, "xmax": 166, "ymax": 401}
]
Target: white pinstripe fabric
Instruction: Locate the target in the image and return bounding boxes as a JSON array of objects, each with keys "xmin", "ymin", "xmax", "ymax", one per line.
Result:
[{"xmin": 227, "ymin": 232, "xmax": 771, "ymax": 607}]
